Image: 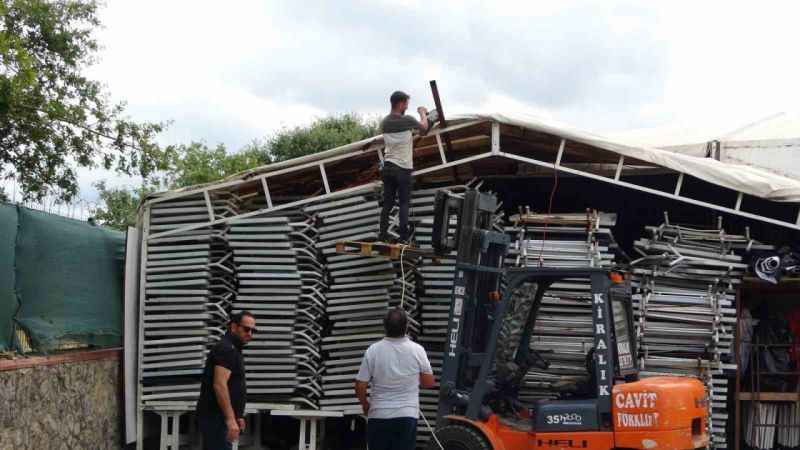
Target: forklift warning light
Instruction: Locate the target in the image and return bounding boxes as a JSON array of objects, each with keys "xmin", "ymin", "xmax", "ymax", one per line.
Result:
[{"xmin": 609, "ymin": 272, "xmax": 624, "ymax": 284}]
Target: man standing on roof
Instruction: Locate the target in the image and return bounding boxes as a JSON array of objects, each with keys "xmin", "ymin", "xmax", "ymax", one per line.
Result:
[
  {"xmin": 355, "ymin": 308, "xmax": 436, "ymax": 450},
  {"xmin": 378, "ymin": 91, "xmax": 429, "ymax": 244}
]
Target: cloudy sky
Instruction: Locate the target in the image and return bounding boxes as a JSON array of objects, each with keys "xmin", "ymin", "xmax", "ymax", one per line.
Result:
[{"xmin": 57, "ymin": 0, "xmax": 800, "ymax": 201}]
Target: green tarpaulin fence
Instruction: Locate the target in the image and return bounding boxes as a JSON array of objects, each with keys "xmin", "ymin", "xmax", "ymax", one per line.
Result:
[
  {"xmin": 0, "ymin": 204, "xmax": 17, "ymax": 351},
  {"xmin": 0, "ymin": 203, "xmax": 125, "ymax": 352}
]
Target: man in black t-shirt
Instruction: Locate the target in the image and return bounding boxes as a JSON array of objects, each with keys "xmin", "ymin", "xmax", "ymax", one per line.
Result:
[{"xmin": 196, "ymin": 311, "xmax": 256, "ymax": 449}]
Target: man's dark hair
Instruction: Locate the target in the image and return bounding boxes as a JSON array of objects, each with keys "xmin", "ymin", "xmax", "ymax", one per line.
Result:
[
  {"xmin": 230, "ymin": 311, "xmax": 255, "ymax": 325},
  {"xmin": 384, "ymin": 307, "xmax": 408, "ymax": 337},
  {"xmin": 390, "ymin": 91, "xmax": 410, "ymax": 108}
]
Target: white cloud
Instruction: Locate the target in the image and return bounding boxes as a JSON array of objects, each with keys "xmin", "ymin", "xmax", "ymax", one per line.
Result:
[{"xmin": 73, "ymin": 0, "xmax": 800, "ymax": 203}]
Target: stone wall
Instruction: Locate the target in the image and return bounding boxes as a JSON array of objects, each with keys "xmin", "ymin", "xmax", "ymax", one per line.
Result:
[{"xmin": 0, "ymin": 350, "xmax": 122, "ymax": 450}]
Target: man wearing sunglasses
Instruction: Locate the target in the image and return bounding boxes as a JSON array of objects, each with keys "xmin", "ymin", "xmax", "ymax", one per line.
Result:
[{"xmin": 196, "ymin": 311, "xmax": 256, "ymax": 449}]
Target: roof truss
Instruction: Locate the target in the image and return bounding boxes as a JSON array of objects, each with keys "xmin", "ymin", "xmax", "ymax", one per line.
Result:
[{"xmin": 143, "ymin": 120, "xmax": 800, "ymax": 240}]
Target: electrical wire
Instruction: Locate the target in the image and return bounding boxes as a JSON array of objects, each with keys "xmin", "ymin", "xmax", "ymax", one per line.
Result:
[
  {"xmin": 537, "ymin": 168, "xmax": 560, "ymax": 267},
  {"xmin": 420, "ymin": 407, "xmax": 445, "ymax": 450},
  {"xmin": 400, "ymin": 243, "xmax": 408, "ymax": 308}
]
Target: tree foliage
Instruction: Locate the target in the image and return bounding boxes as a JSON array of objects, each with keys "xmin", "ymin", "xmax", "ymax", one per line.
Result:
[
  {"xmin": 0, "ymin": 0, "xmax": 166, "ymax": 202},
  {"xmin": 92, "ymin": 114, "xmax": 377, "ymax": 229},
  {"xmin": 158, "ymin": 141, "xmax": 270, "ymax": 189},
  {"xmin": 90, "ymin": 181, "xmax": 150, "ymax": 230},
  {"xmin": 268, "ymin": 113, "xmax": 378, "ymax": 163}
]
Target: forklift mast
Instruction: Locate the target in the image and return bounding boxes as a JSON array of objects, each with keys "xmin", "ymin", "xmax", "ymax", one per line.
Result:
[{"xmin": 432, "ymin": 189, "xmax": 638, "ymax": 430}]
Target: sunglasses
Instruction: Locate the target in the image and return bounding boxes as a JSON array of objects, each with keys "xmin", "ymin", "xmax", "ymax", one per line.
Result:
[{"xmin": 237, "ymin": 323, "xmax": 257, "ymax": 334}]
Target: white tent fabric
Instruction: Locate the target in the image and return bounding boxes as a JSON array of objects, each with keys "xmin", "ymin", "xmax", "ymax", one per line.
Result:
[{"xmin": 452, "ymin": 112, "xmax": 800, "ymax": 202}]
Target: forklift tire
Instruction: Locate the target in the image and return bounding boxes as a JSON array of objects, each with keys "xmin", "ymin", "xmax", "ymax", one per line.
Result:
[{"xmin": 427, "ymin": 423, "xmax": 492, "ymax": 450}]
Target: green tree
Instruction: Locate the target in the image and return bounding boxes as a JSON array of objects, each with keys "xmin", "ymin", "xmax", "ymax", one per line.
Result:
[
  {"xmin": 90, "ymin": 141, "xmax": 268, "ymax": 229},
  {"xmin": 90, "ymin": 181, "xmax": 150, "ymax": 230},
  {"xmin": 159, "ymin": 141, "xmax": 270, "ymax": 189},
  {"xmin": 0, "ymin": 186, "xmax": 8, "ymax": 202},
  {"xmin": 92, "ymin": 114, "xmax": 377, "ymax": 228},
  {"xmin": 0, "ymin": 0, "xmax": 166, "ymax": 202},
  {"xmin": 268, "ymin": 113, "xmax": 378, "ymax": 162}
]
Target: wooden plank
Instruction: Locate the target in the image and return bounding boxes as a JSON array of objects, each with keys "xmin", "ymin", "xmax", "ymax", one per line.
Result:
[
  {"xmin": 335, "ymin": 241, "xmax": 437, "ymax": 260},
  {"xmin": 739, "ymin": 392, "xmax": 800, "ymax": 401},
  {"xmin": 0, "ymin": 347, "xmax": 121, "ymax": 371}
]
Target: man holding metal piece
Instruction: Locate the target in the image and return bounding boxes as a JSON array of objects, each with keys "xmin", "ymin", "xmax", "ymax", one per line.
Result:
[
  {"xmin": 378, "ymin": 90, "xmax": 429, "ymax": 244},
  {"xmin": 196, "ymin": 311, "xmax": 256, "ymax": 449},
  {"xmin": 355, "ymin": 308, "xmax": 436, "ymax": 450}
]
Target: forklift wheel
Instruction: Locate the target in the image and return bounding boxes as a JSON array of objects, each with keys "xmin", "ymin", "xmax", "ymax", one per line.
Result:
[{"xmin": 427, "ymin": 424, "xmax": 492, "ymax": 450}]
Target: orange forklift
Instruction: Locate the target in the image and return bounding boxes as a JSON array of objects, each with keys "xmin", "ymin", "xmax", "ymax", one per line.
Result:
[{"xmin": 427, "ymin": 189, "xmax": 709, "ymax": 450}]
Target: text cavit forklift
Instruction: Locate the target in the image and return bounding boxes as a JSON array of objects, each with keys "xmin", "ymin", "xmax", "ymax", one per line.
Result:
[{"xmin": 427, "ymin": 189, "xmax": 709, "ymax": 450}]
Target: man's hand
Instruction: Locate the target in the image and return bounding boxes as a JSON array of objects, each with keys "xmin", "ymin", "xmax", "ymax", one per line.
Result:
[
  {"xmin": 237, "ymin": 418, "xmax": 246, "ymax": 432},
  {"xmin": 355, "ymin": 380, "xmax": 370, "ymax": 416},
  {"xmin": 226, "ymin": 418, "xmax": 241, "ymax": 443}
]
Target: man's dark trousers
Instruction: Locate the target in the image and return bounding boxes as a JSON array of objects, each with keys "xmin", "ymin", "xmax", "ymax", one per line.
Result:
[
  {"xmin": 198, "ymin": 415, "xmax": 232, "ymax": 450},
  {"xmin": 367, "ymin": 417, "xmax": 418, "ymax": 450},
  {"xmin": 379, "ymin": 161, "xmax": 412, "ymax": 242}
]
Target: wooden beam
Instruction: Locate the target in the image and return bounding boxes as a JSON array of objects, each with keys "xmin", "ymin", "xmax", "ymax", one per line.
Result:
[
  {"xmin": 0, "ymin": 348, "xmax": 121, "ymax": 371},
  {"xmin": 739, "ymin": 392, "xmax": 800, "ymax": 401},
  {"xmin": 430, "ymin": 80, "xmax": 457, "ymax": 178}
]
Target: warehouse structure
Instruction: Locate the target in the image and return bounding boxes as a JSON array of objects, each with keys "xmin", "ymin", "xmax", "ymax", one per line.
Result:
[{"xmin": 126, "ymin": 113, "xmax": 800, "ymax": 449}]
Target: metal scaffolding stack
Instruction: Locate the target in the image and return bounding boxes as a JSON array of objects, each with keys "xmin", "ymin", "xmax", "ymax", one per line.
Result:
[
  {"xmin": 141, "ymin": 192, "xmax": 239, "ymax": 403},
  {"xmin": 504, "ymin": 210, "xmax": 618, "ymax": 402},
  {"xmin": 228, "ymin": 215, "xmax": 299, "ymax": 401},
  {"xmin": 631, "ymin": 219, "xmax": 752, "ymax": 449}
]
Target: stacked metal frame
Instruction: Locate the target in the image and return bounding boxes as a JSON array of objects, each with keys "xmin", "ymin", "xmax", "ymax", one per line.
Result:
[
  {"xmin": 141, "ymin": 192, "xmax": 239, "ymax": 404},
  {"xmin": 630, "ymin": 219, "xmax": 761, "ymax": 449},
  {"xmin": 777, "ymin": 403, "xmax": 800, "ymax": 447},
  {"xmin": 228, "ymin": 215, "xmax": 300, "ymax": 401},
  {"xmin": 288, "ymin": 212, "xmax": 327, "ymax": 409},
  {"xmin": 504, "ymin": 211, "xmax": 618, "ymax": 403},
  {"xmin": 312, "ymin": 189, "xmax": 402, "ymax": 414},
  {"xmin": 745, "ymin": 402, "xmax": 779, "ymax": 449}
]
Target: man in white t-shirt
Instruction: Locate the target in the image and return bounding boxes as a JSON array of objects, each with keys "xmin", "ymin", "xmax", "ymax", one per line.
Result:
[{"xmin": 355, "ymin": 308, "xmax": 435, "ymax": 450}]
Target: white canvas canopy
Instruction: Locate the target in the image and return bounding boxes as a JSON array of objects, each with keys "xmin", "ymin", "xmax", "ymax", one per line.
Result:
[{"xmin": 451, "ymin": 112, "xmax": 800, "ymax": 202}]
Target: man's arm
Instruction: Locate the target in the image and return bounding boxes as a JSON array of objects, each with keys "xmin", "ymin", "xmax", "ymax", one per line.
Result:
[
  {"xmin": 354, "ymin": 380, "xmax": 370, "ymax": 415},
  {"xmin": 418, "ymin": 344, "xmax": 436, "ymax": 388},
  {"xmin": 417, "ymin": 107, "xmax": 429, "ymax": 132},
  {"xmin": 420, "ymin": 373, "xmax": 436, "ymax": 389},
  {"xmin": 213, "ymin": 366, "xmax": 240, "ymax": 442},
  {"xmin": 355, "ymin": 347, "xmax": 372, "ymax": 415}
]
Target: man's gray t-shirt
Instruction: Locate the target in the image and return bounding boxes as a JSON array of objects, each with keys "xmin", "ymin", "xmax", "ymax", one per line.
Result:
[
  {"xmin": 356, "ymin": 336, "xmax": 433, "ymax": 419},
  {"xmin": 381, "ymin": 114, "xmax": 422, "ymax": 170}
]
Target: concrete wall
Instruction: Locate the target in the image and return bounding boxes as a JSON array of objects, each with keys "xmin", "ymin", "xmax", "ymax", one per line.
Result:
[{"xmin": 0, "ymin": 349, "xmax": 122, "ymax": 450}]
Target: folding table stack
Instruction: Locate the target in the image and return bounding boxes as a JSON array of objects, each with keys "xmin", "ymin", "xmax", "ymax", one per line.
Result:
[
  {"xmin": 503, "ymin": 210, "xmax": 618, "ymax": 402},
  {"xmin": 141, "ymin": 192, "xmax": 239, "ymax": 403},
  {"xmin": 311, "ymin": 189, "xmax": 397, "ymax": 414},
  {"xmin": 630, "ymin": 219, "xmax": 756, "ymax": 449},
  {"xmin": 288, "ymin": 212, "xmax": 327, "ymax": 409},
  {"xmin": 228, "ymin": 215, "xmax": 300, "ymax": 401}
]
